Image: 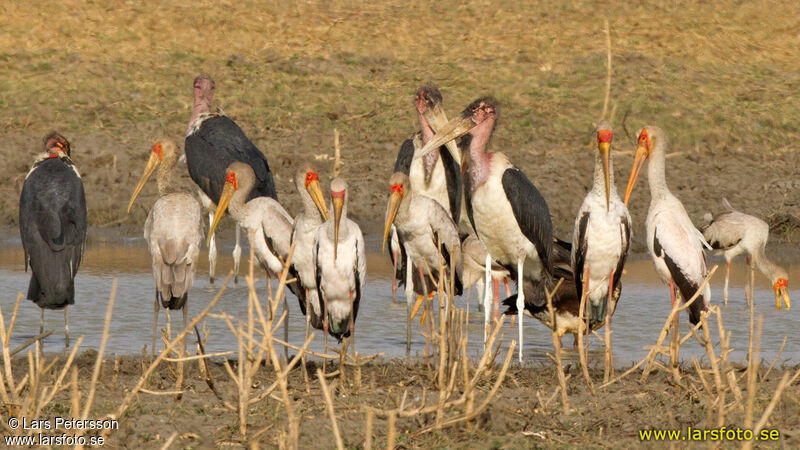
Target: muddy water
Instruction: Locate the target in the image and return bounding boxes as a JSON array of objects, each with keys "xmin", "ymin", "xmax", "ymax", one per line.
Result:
[{"xmin": 1, "ymin": 231, "xmax": 798, "ymax": 367}]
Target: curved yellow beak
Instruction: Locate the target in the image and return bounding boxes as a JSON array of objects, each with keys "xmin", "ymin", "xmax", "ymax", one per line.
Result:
[
  {"xmin": 624, "ymin": 144, "xmax": 648, "ymax": 206},
  {"xmin": 206, "ymin": 181, "xmax": 235, "ymax": 248},
  {"xmin": 598, "ymin": 141, "xmax": 611, "ymax": 210},
  {"xmin": 332, "ymin": 195, "xmax": 344, "ymax": 261},
  {"xmin": 127, "ymin": 151, "xmax": 161, "ymax": 214},
  {"xmin": 306, "ymin": 179, "xmax": 329, "ymax": 221},
  {"xmin": 382, "ymin": 190, "xmax": 402, "ymax": 255},
  {"xmin": 776, "ymin": 285, "xmax": 791, "ymax": 309}
]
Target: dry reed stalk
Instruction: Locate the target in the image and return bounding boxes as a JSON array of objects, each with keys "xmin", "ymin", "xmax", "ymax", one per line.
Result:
[
  {"xmin": 575, "ymin": 280, "xmax": 595, "ymax": 395},
  {"xmin": 699, "ymin": 310, "xmax": 726, "ymax": 426},
  {"xmin": 603, "ymin": 289, "xmax": 614, "ymax": 383},
  {"xmin": 744, "ymin": 315, "xmax": 763, "ymax": 429},
  {"xmin": 81, "ymin": 278, "xmax": 116, "ymax": 423},
  {"xmin": 364, "ymin": 409, "xmax": 374, "ymax": 450},
  {"xmin": 70, "ymin": 365, "xmax": 79, "ymax": 417},
  {"xmin": 0, "ymin": 301, "xmax": 21, "ymax": 406},
  {"xmin": 751, "ymin": 369, "xmax": 800, "ymax": 437},
  {"xmin": 386, "ymin": 411, "xmax": 397, "ymax": 450},
  {"xmin": 107, "ymin": 272, "xmax": 231, "ymax": 426},
  {"xmin": 160, "ymin": 431, "xmax": 178, "ymax": 450},
  {"xmin": 8, "ymin": 330, "xmax": 53, "ymax": 358},
  {"xmin": 762, "ymin": 336, "xmax": 787, "ymax": 381},
  {"xmin": 317, "ymin": 368, "xmax": 345, "ymax": 450},
  {"xmin": 37, "ymin": 335, "xmax": 84, "ymax": 408},
  {"xmin": 601, "ymin": 19, "xmax": 612, "ymax": 120},
  {"xmin": 333, "ymin": 128, "xmax": 342, "ymax": 178},
  {"xmin": 4, "ymin": 294, "xmax": 22, "ymax": 348},
  {"xmin": 545, "ymin": 279, "xmax": 569, "ymax": 413}
]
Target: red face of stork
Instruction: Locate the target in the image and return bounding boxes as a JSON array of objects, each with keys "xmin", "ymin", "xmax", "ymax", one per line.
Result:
[
  {"xmin": 623, "ymin": 127, "xmax": 653, "ymax": 206},
  {"xmin": 774, "ymin": 277, "xmax": 791, "ymax": 309},
  {"xmin": 414, "ymin": 96, "xmax": 499, "ymax": 160},
  {"xmin": 44, "ymin": 133, "xmax": 71, "ymax": 158},
  {"xmin": 304, "ymin": 170, "xmax": 330, "ymax": 220},
  {"xmin": 193, "ymin": 74, "xmax": 215, "ymax": 104}
]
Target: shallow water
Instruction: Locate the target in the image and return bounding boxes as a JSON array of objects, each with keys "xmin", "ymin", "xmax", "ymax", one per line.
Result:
[{"xmin": 0, "ymin": 231, "xmax": 798, "ymax": 367}]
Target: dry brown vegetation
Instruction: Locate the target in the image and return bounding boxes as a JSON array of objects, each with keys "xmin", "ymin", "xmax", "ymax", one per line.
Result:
[{"xmin": 0, "ymin": 0, "xmax": 798, "ymax": 243}]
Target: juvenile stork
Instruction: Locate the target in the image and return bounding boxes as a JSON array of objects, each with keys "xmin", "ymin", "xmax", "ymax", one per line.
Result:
[
  {"xmin": 417, "ymin": 97, "xmax": 554, "ymax": 361},
  {"xmin": 314, "ymin": 178, "xmax": 366, "ymax": 344},
  {"xmin": 20, "ymin": 133, "xmax": 87, "ymax": 348},
  {"xmin": 206, "ymin": 163, "xmax": 305, "ymax": 309},
  {"xmin": 624, "ymin": 126, "xmax": 709, "ymax": 325},
  {"xmin": 184, "ymin": 74, "xmax": 277, "ymax": 284},
  {"xmin": 290, "ymin": 164, "xmax": 330, "ymax": 331},
  {"xmin": 702, "ymin": 198, "xmax": 790, "ymax": 308},
  {"xmin": 127, "ymin": 141, "xmax": 203, "ymax": 357},
  {"xmin": 572, "ymin": 121, "xmax": 631, "ymax": 326},
  {"xmin": 382, "ymin": 171, "xmax": 463, "ymax": 352}
]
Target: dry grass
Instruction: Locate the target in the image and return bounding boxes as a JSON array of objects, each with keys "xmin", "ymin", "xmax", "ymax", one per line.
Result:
[{"xmin": 0, "ymin": 0, "xmax": 798, "ymax": 236}]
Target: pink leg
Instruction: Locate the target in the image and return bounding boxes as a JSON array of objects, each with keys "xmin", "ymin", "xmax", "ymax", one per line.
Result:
[
  {"xmin": 503, "ymin": 278, "xmax": 511, "ymax": 297},
  {"xmin": 391, "ymin": 251, "xmax": 398, "ymax": 303},
  {"xmin": 493, "ymin": 278, "xmax": 500, "ymax": 323}
]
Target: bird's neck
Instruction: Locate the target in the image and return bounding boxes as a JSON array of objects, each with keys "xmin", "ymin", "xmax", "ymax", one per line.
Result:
[
  {"xmin": 591, "ymin": 151, "xmax": 617, "ymax": 196},
  {"xmin": 227, "ymin": 181, "xmax": 253, "ymax": 220},
  {"xmin": 467, "ymin": 129, "xmax": 492, "ymax": 189},
  {"xmin": 395, "ymin": 192, "xmax": 413, "ymax": 224},
  {"xmin": 647, "ymin": 142, "xmax": 670, "ymax": 200},
  {"xmin": 300, "ymin": 190, "xmax": 324, "ymax": 225},
  {"xmin": 422, "ymin": 149, "xmax": 440, "ymax": 184},
  {"xmin": 157, "ymin": 161, "xmax": 179, "ymax": 196},
  {"xmin": 188, "ymin": 94, "xmax": 213, "ymax": 135},
  {"xmin": 752, "ymin": 245, "xmax": 784, "ymax": 284}
]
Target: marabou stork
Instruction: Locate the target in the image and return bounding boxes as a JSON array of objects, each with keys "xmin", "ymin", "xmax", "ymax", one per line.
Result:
[
  {"xmin": 388, "ymin": 85, "xmax": 464, "ymax": 301},
  {"xmin": 19, "ymin": 133, "xmax": 87, "ymax": 348},
  {"xmin": 572, "ymin": 121, "xmax": 631, "ymax": 326},
  {"xmin": 290, "ymin": 164, "xmax": 330, "ymax": 332},
  {"xmin": 702, "ymin": 198, "xmax": 790, "ymax": 308},
  {"xmin": 127, "ymin": 140, "xmax": 203, "ymax": 357},
  {"xmin": 206, "ymin": 162, "xmax": 305, "ymax": 309},
  {"xmin": 382, "ymin": 171, "xmax": 463, "ymax": 352},
  {"xmin": 624, "ymin": 126, "xmax": 709, "ymax": 325},
  {"xmin": 417, "ymin": 97, "xmax": 554, "ymax": 361},
  {"xmin": 313, "ymin": 178, "xmax": 366, "ymax": 343},
  {"xmin": 184, "ymin": 74, "xmax": 277, "ymax": 284}
]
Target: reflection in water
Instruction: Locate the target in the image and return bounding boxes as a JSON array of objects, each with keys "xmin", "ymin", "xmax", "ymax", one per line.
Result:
[{"xmin": 0, "ymin": 238, "xmax": 798, "ymax": 366}]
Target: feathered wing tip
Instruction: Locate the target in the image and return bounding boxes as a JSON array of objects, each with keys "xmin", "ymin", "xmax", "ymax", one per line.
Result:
[
  {"xmin": 161, "ymin": 292, "xmax": 188, "ymax": 310},
  {"xmin": 589, "ymin": 301, "xmax": 607, "ymax": 325}
]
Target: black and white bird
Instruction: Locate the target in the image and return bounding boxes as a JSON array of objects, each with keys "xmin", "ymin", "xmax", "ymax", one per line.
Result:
[
  {"xmin": 184, "ymin": 74, "xmax": 277, "ymax": 284},
  {"xmin": 417, "ymin": 97, "xmax": 554, "ymax": 361},
  {"xmin": 702, "ymin": 198, "xmax": 790, "ymax": 308},
  {"xmin": 382, "ymin": 171, "xmax": 463, "ymax": 352},
  {"xmin": 205, "ymin": 163, "xmax": 305, "ymax": 308},
  {"xmin": 624, "ymin": 126, "xmax": 709, "ymax": 324},
  {"xmin": 314, "ymin": 178, "xmax": 366, "ymax": 344},
  {"xmin": 290, "ymin": 164, "xmax": 330, "ymax": 332},
  {"xmin": 571, "ymin": 121, "xmax": 631, "ymax": 326},
  {"xmin": 19, "ymin": 133, "xmax": 87, "ymax": 347},
  {"xmin": 127, "ymin": 140, "xmax": 203, "ymax": 357}
]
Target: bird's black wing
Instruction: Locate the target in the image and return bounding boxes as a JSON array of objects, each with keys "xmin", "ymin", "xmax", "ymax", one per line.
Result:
[
  {"xmin": 573, "ymin": 212, "xmax": 590, "ymax": 300},
  {"xmin": 185, "ymin": 115, "xmax": 277, "ymax": 203},
  {"xmin": 352, "ymin": 238, "xmax": 363, "ymax": 324},
  {"xmin": 612, "ymin": 215, "xmax": 632, "ymax": 298},
  {"xmin": 501, "ymin": 167, "xmax": 554, "ymax": 276},
  {"xmin": 439, "ymin": 146, "xmax": 462, "ymax": 225},
  {"xmin": 463, "ymin": 167, "xmax": 478, "ymax": 236},
  {"xmin": 313, "ymin": 238, "xmax": 325, "ymax": 315},
  {"xmin": 654, "ymin": 228, "xmax": 705, "ymax": 325},
  {"xmin": 392, "ymin": 138, "xmax": 415, "ymax": 175}
]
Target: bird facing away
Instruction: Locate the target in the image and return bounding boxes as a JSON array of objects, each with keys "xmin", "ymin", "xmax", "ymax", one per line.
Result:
[
  {"xmin": 382, "ymin": 171, "xmax": 463, "ymax": 352},
  {"xmin": 624, "ymin": 126, "xmax": 710, "ymax": 325},
  {"xmin": 290, "ymin": 164, "xmax": 330, "ymax": 331},
  {"xmin": 702, "ymin": 198, "xmax": 790, "ymax": 309},
  {"xmin": 571, "ymin": 121, "xmax": 632, "ymax": 325},
  {"xmin": 314, "ymin": 178, "xmax": 366, "ymax": 343},
  {"xmin": 19, "ymin": 132, "xmax": 87, "ymax": 348},
  {"xmin": 416, "ymin": 97, "xmax": 555, "ymax": 361},
  {"xmin": 127, "ymin": 140, "xmax": 203, "ymax": 358},
  {"xmin": 206, "ymin": 162, "xmax": 305, "ymax": 308},
  {"xmin": 184, "ymin": 74, "xmax": 277, "ymax": 284}
]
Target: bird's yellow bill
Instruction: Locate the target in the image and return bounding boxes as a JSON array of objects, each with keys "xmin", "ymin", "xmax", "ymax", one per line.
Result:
[
  {"xmin": 306, "ymin": 179, "xmax": 329, "ymax": 221},
  {"xmin": 332, "ymin": 195, "xmax": 344, "ymax": 261},
  {"xmin": 599, "ymin": 141, "xmax": 611, "ymax": 210},
  {"xmin": 206, "ymin": 181, "xmax": 235, "ymax": 248},
  {"xmin": 623, "ymin": 144, "xmax": 648, "ymax": 206},
  {"xmin": 775, "ymin": 285, "xmax": 791, "ymax": 309},
  {"xmin": 422, "ymin": 103, "xmax": 462, "ymax": 163},
  {"xmin": 382, "ymin": 190, "xmax": 402, "ymax": 255},
  {"xmin": 410, "ymin": 295, "xmax": 425, "ymax": 322},
  {"xmin": 126, "ymin": 151, "xmax": 161, "ymax": 213},
  {"xmin": 414, "ymin": 113, "xmax": 474, "ymax": 161}
]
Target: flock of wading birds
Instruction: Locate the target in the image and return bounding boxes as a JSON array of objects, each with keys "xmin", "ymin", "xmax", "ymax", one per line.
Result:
[{"xmin": 17, "ymin": 75, "xmax": 792, "ymax": 362}]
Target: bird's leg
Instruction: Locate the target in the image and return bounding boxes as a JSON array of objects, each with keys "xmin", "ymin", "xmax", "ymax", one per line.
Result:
[
  {"xmin": 40, "ymin": 309, "xmax": 44, "ymax": 336},
  {"xmin": 349, "ymin": 290, "xmax": 356, "ymax": 357},
  {"xmin": 483, "ymin": 253, "xmax": 492, "ymax": 346},
  {"xmin": 493, "ymin": 278, "xmax": 501, "ymax": 325},
  {"xmin": 233, "ymin": 224, "xmax": 242, "ymax": 285},
  {"xmin": 516, "ymin": 257, "xmax": 525, "ymax": 362},
  {"xmin": 749, "ymin": 259, "xmax": 755, "ymax": 309},
  {"xmin": 405, "ymin": 254, "xmax": 413, "ymax": 355},
  {"xmin": 504, "ymin": 278, "xmax": 511, "ymax": 296},
  {"xmin": 724, "ymin": 260, "xmax": 730, "ymax": 306},
  {"xmin": 604, "ymin": 270, "xmax": 614, "ymax": 381},
  {"xmin": 64, "ymin": 306, "xmax": 69, "ymax": 349},
  {"xmin": 283, "ymin": 295, "xmax": 289, "ymax": 363},
  {"xmin": 208, "ymin": 213, "xmax": 217, "ymax": 284},
  {"xmin": 391, "ymin": 250, "xmax": 398, "ymax": 303},
  {"xmin": 152, "ymin": 290, "xmax": 159, "ymax": 361},
  {"xmin": 669, "ymin": 279, "xmax": 679, "ymax": 369}
]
